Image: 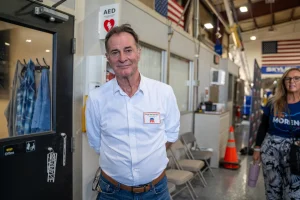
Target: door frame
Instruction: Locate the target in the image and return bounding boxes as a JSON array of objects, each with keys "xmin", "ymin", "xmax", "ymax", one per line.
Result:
[{"xmin": 0, "ymin": 0, "xmax": 74, "ymax": 199}]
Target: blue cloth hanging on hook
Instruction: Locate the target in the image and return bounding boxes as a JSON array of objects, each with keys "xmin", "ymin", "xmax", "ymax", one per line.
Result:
[
  {"xmin": 16, "ymin": 59, "xmax": 36, "ymax": 135},
  {"xmin": 31, "ymin": 68, "xmax": 51, "ymax": 133},
  {"xmin": 4, "ymin": 60, "xmax": 24, "ymax": 136}
]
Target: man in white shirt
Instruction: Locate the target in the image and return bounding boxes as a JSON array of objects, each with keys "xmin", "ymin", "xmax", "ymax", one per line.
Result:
[{"xmin": 86, "ymin": 24, "xmax": 180, "ymax": 200}]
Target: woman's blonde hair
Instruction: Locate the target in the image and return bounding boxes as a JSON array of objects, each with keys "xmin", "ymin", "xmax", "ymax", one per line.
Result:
[{"xmin": 271, "ymin": 68, "xmax": 300, "ymax": 116}]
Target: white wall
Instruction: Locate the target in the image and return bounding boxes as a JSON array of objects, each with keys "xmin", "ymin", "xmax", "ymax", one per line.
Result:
[
  {"xmin": 228, "ymin": 59, "xmax": 239, "ymax": 76},
  {"xmin": 242, "ymin": 20, "xmax": 300, "ymax": 79},
  {"xmin": 179, "ymin": 113, "xmax": 193, "ymax": 134},
  {"xmin": 73, "ymin": 0, "xmax": 84, "ymax": 199},
  {"xmin": 198, "ymin": 46, "xmax": 219, "ymax": 102},
  {"xmin": 219, "ymin": 59, "xmax": 228, "ymax": 107},
  {"xmin": 47, "ymin": 0, "xmax": 75, "ymax": 10}
]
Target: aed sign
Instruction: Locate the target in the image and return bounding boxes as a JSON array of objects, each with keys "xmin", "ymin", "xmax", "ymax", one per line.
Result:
[{"xmin": 99, "ymin": 4, "xmax": 119, "ymax": 40}]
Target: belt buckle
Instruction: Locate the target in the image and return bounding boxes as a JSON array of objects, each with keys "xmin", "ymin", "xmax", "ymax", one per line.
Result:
[{"xmin": 132, "ymin": 185, "xmax": 148, "ymax": 193}]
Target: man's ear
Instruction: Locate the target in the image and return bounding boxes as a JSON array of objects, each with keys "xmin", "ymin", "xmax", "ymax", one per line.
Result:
[
  {"xmin": 137, "ymin": 47, "xmax": 141, "ymax": 60},
  {"xmin": 105, "ymin": 53, "xmax": 112, "ymax": 66}
]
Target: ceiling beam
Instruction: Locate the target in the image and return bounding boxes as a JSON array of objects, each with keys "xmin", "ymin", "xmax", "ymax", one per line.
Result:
[
  {"xmin": 271, "ymin": 3, "xmax": 275, "ymax": 26},
  {"xmin": 247, "ymin": 0, "xmax": 258, "ymax": 29},
  {"xmin": 290, "ymin": 7, "xmax": 295, "ymax": 21},
  {"xmin": 202, "ymin": 0, "xmax": 231, "ymax": 33},
  {"xmin": 241, "ymin": 17, "xmax": 300, "ymax": 32},
  {"xmin": 222, "ymin": 0, "xmax": 300, "ymax": 22}
]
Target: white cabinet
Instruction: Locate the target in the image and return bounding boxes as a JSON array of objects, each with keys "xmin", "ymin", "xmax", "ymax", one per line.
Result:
[{"xmin": 194, "ymin": 112, "xmax": 230, "ymax": 168}]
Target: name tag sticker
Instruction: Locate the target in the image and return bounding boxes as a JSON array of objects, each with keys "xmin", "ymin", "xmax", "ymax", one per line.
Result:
[{"xmin": 144, "ymin": 112, "xmax": 160, "ymax": 124}]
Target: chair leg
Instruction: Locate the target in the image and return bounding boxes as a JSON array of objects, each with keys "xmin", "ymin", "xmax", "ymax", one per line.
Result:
[
  {"xmin": 205, "ymin": 160, "xmax": 215, "ymax": 177},
  {"xmin": 187, "ymin": 180, "xmax": 198, "ymax": 198},
  {"xmin": 185, "ymin": 183, "xmax": 196, "ymax": 200},
  {"xmin": 197, "ymin": 171, "xmax": 207, "ymax": 187},
  {"xmin": 195, "ymin": 171, "xmax": 206, "ymax": 187},
  {"xmin": 170, "ymin": 194, "xmax": 174, "ymax": 200}
]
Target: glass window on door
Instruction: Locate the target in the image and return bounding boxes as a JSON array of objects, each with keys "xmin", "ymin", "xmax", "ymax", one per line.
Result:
[{"xmin": 0, "ymin": 20, "xmax": 53, "ymax": 139}]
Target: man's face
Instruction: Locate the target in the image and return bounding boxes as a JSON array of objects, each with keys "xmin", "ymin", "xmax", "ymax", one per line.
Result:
[{"xmin": 106, "ymin": 32, "xmax": 141, "ymax": 79}]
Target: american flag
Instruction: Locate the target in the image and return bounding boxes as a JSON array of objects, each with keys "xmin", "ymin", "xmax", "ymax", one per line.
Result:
[
  {"xmin": 155, "ymin": 0, "xmax": 184, "ymax": 28},
  {"xmin": 262, "ymin": 39, "xmax": 300, "ymax": 67}
]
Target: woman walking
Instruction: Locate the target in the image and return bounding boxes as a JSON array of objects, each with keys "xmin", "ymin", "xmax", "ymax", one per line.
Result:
[{"xmin": 253, "ymin": 68, "xmax": 300, "ymax": 200}]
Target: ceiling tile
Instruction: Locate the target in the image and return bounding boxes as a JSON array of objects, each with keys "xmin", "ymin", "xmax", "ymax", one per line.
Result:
[
  {"xmin": 239, "ymin": 20, "xmax": 256, "ymax": 31},
  {"xmin": 255, "ymin": 14, "xmax": 272, "ymax": 27},
  {"xmin": 233, "ymin": 0, "xmax": 248, "ymax": 8},
  {"xmin": 293, "ymin": 6, "xmax": 300, "ymax": 19},
  {"xmin": 250, "ymin": 0, "xmax": 264, "ymax": 3},
  {"xmin": 274, "ymin": 9, "xmax": 292, "ymax": 23}
]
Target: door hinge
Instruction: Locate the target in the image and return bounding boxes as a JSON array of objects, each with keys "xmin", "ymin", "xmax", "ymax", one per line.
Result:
[
  {"xmin": 72, "ymin": 38, "xmax": 76, "ymax": 54},
  {"xmin": 71, "ymin": 136, "xmax": 75, "ymax": 153}
]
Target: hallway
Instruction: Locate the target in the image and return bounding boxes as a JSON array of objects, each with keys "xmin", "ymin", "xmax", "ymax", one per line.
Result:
[{"xmin": 174, "ymin": 124, "xmax": 266, "ymax": 200}]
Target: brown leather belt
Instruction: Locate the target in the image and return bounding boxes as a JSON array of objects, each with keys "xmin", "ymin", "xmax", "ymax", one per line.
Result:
[{"xmin": 101, "ymin": 170, "xmax": 166, "ymax": 193}]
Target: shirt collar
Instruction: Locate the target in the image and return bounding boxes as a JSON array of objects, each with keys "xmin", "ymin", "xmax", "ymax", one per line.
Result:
[{"xmin": 112, "ymin": 73, "xmax": 146, "ymax": 95}]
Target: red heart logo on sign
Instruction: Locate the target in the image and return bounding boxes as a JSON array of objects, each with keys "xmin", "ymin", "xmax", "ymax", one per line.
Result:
[{"xmin": 104, "ymin": 19, "xmax": 115, "ymax": 32}]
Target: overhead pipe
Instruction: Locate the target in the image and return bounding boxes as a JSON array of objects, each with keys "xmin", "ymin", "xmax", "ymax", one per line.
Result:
[
  {"xmin": 228, "ymin": 0, "xmax": 252, "ymax": 83},
  {"xmin": 223, "ymin": 0, "xmax": 251, "ymax": 84},
  {"xmin": 193, "ymin": 0, "xmax": 199, "ymax": 38},
  {"xmin": 223, "ymin": 0, "xmax": 239, "ymax": 48},
  {"xmin": 194, "ymin": 0, "xmax": 200, "ymax": 110},
  {"xmin": 202, "ymin": 0, "xmax": 230, "ymax": 34},
  {"xmin": 185, "ymin": 0, "xmax": 194, "ymax": 34},
  {"xmin": 223, "ymin": 0, "xmax": 234, "ymax": 26},
  {"xmin": 192, "ymin": 0, "xmax": 200, "ymax": 134}
]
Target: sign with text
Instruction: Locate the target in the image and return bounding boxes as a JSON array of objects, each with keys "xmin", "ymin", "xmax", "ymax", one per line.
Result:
[
  {"xmin": 99, "ymin": 4, "xmax": 119, "ymax": 40},
  {"xmin": 261, "ymin": 66, "xmax": 300, "ymax": 74}
]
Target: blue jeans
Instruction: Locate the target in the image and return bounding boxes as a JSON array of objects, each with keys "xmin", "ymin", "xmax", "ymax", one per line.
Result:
[{"xmin": 97, "ymin": 174, "xmax": 170, "ymax": 200}]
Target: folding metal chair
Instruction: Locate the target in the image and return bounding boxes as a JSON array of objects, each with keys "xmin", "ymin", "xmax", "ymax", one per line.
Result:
[
  {"xmin": 168, "ymin": 182, "xmax": 176, "ymax": 200},
  {"xmin": 170, "ymin": 140, "xmax": 207, "ymax": 187},
  {"xmin": 181, "ymin": 132, "xmax": 215, "ymax": 177},
  {"xmin": 166, "ymin": 149, "xmax": 197, "ymax": 200}
]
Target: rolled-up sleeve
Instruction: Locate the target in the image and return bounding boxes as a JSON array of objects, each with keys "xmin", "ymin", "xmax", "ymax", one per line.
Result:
[
  {"xmin": 85, "ymin": 94, "xmax": 101, "ymax": 154},
  {"xmin": 164, "ymin": 86, "xmax": 180, "ymax": 142}
]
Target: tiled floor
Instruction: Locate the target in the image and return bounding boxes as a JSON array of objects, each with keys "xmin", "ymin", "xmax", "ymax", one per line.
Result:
[{"xmin": 174, "ymin": 124, "xmax": 266, "ymax": 200}]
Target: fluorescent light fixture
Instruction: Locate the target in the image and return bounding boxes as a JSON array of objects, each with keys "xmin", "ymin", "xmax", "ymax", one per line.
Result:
[
  {"xmin": 239, "ymin": 6, "xmax": 248, "ymax": 12},
  {"xmin": 45, "ymin": 49, "xmax": 51, "ymax": 53},
  {"xmin": 4, "ymin": 42, "xmax": 10, "ymax": 46},
  {"xmin": 204, "ymin": 23, "xmax": 214, "ymax": 29},
  {"xmin": 250, "ymin": 36, "xmax": 256, "ymax": 40},
  {"xmin": 26, "ymin": 39, "xmax": 32, "ymax": 43}
]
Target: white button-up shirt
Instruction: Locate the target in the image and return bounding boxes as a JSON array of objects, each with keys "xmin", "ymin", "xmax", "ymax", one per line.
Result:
[{"xmin": 86, "ymin": 75, "xmax": 180, "ymax": 186}]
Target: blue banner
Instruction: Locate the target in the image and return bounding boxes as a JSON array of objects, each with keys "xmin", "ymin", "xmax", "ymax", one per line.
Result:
[{"xmin": 261, "ymin": 66, "xmax": 300, "ymax": 74}]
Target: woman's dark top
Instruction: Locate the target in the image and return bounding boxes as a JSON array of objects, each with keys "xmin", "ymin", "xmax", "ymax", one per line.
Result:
[{"xmin": 255, "ymin": 101, "xmax": 300, "ymax": 146}]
